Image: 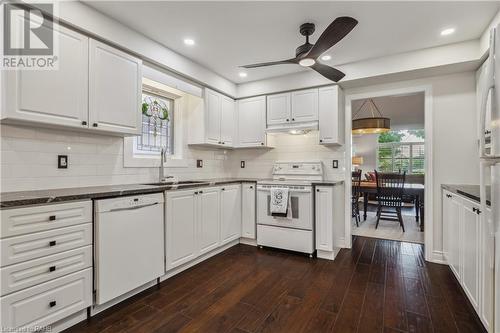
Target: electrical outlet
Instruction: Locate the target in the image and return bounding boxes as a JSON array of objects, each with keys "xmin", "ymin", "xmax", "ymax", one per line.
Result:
[
  {"xmin": 241, "ymin": 161, "xmax": 245, "ymax": 168},
  {"xmin": 58, "ymin": 155, "xmax": 68, "ymax": 169},
  {"xmin": 196, "ymin": 160, "xmax": 203, "ymax": 168},
  {"xmin": 332, "ymin": 160, "xmax": 338, "ymax": 169}
]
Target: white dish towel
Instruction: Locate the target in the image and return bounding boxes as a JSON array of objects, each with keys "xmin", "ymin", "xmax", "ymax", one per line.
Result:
[{"xmin": 270, "ymin": 187, "xmax": 289, "ymax": 216}]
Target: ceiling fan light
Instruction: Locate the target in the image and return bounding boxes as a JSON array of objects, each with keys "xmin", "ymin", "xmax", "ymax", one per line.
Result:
[
  {"xmin": 299, "ymin": 58, "xmax": 316, "ymax": 67},
  {"xmin": 351, "ymin": 117, "xmax": 391, "ymax": 135}
]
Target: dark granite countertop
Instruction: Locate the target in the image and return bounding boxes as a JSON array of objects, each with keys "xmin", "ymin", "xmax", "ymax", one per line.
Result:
[
  {"xmin": 442, "ymin": 184, "xmax": 491, "ymax": 206},
  {"xmin": 312, "ymin": 180, "xmax": 345, "ymax": 186},
  {"xmin": 0, "ymin": 178, "xmax": 257, "ymax": 209},
  {"xmin": 1, "ymin": 178, "xmax": 347, "ymax": 209}
]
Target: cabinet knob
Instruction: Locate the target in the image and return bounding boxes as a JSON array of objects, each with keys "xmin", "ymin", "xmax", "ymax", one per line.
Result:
[
  {"xmin": 319, "ymin": 139, "xmax": 323, "ymax": 143},
  {"xmin": 249, "ymin": 186, "xmax": 253, "ymax": 189},
  {"xmin": 222, "ymin": 142, "xmax": 225, "ymax": 145},
  {"xmin": 49, "ymin": 301, "xmax": 57, "ymax": 308},
  {"xmin": 286, "ymin": 119, "xmax": 289, "ymax": 122},
  {"xmin": 81, "ymin": 121, "xmax": 87, "ymax": 126},
  {"xmin": 485, "ymin": 130, "xmax": 491, "ymax": 135},
  {"xmin": 48, "ymin": 215, "xmax": 56, "ymax": 221},
  {"xmin": 221, "ymin": 188, "xmax": 225, "ymax": 191},
  {"xmin": 316, "ymin": 189, "xmax": 320, "ymax": 192},
  {"xmin": 218, "ymin": 141, "xmax": 222, "ymax": 144},
  {"xmin": 92, "ymin": 123, "xmax": 98, "ymax": 127},
  {"xmin": 199, "ymin": 190, "xmax": 203, "ymax": 194},
  {"xmin": 261, "ymin": 142, "xmax": 264, "ymax": 146},
  {"xmin": 194, "ymin": 191, "xmax": 198, "ymax": 195},
  {"xmin": 49, "ymin": 240, "xmax": 56, "ymax": 247},
  {"xmin": 49, "ymin": 266, "xmax": 56, "ymax": 272},
  {"xmin": 292, "ymin": 118, "xmax": 295, "ymax": 121}
]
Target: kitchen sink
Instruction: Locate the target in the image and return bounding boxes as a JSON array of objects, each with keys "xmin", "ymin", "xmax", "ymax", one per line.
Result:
[{"xmin": 143, "ymin": 181, "xmax": 208, "ymax": 186}]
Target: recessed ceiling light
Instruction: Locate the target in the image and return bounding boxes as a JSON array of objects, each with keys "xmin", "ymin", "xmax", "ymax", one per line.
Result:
[
  {"xmin": 298, "ymin": 58, "xmax": 315, "ymax": 67},
  {"xmin": 440, "ymin": 28, "xmax": 455, "ymax": 36},
  {"xmin": 239, "ymin": 72, "xmax": 248, "ymax": 78},
  {"xmin": 183, "ymin": 38, "xmax": 195, "ymax": 46},
  {"xmin": 321, "ymin": 55, "xmax": 331, "ymax": 61}
]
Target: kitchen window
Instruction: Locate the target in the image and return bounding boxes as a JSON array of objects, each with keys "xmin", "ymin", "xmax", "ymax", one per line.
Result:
[{"xmin": 134, "ymin": 92, "xmax": 174, "ymax": 156}]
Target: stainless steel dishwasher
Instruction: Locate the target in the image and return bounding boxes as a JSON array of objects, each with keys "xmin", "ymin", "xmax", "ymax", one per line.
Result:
[{"xmin": 94, "ymin": 193, "xmax": 164, "ymax": 305}]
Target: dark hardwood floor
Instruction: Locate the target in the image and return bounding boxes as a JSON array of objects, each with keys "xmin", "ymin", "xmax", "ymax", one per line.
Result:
[{"xmin": 66, "ymin": 237, "xmax": 485, "ymax": 333}]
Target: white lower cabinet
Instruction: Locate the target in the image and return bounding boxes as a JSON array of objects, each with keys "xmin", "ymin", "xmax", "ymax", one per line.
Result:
[
  {"xmin": 166, "ymin": 185, "xmax": 242, "ymax": 271},
  {"xmin": 165, "ymin": 189, "xmax": 198, "ymax": 270},
  {"xmin": 241, "ymin": 183, "xmax": 256, "ymax": 239},
  {"xmin": 198, "ymin": 188, "xmax": 221, "ymax": 255},
  {"xmin": 442, "ymin": 190, "xmax": 493, "ymax": 331},
  {"xmin": 220, "ymin": 185, "xmax": 242, "ymax": 245},
  {"xmin": 315, "ymin": 186, "xmax": 333, "ymax": 251}
]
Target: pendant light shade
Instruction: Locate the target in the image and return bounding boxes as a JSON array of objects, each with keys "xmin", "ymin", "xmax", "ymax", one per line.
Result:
[{"xmin": 352, "ymin": 99, "xmax": 391, "ymax": 135}]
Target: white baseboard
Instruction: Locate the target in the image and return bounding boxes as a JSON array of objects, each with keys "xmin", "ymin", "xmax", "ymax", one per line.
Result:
[
  {"xmin": 430, "ymin": 250, "xmax": 447, "ymax": 264},
  {"xmin": 161, "ymin": 239, "xmax": 239, "ymax": 281},
  {"xmin": 50, "ymin": 309, "xmax": 88, "ymax": 333},
  {"xmin": 239, "ymin": 237, "xmax": 257, "ymax": 246},
  {"xmin": 317, "ymin": 248, "xmax": 340, "ymax": 261}
]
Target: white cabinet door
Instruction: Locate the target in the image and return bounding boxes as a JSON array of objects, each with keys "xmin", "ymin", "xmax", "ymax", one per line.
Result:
[
  {"xmin": 315, "ymin": 186, "xmax": 333, "ymax": 251},
  {"xmin": 205, "ymin": 89, "xmax": 222, "ymax": 145},
  {"xmin": 448, "ymin": 194, "xmax": 462, "ymax": 280},
  {"xmin": 462, "ymin": 199, "xmax": 480, "ymax": 311},
  {"xmin": 241, "ymin": 183, "xmax": 256, "ymax": 239},
  {"xmin": 318, "ymin": 86, "xmax": 344, "ymax": 145},
  {"xmin": 237, "ymin": 96, "xmax": 266, "ymax": 147},
  {"xmin": 291, "ymin": 88, "xmax": 318, "ymax": 123},
  {"xmin": 267, "ymin": 93, "xmax": 291, "ymax": 126},
  {"xmin": 220, "ymin": 96, "xmax": 235, "ymax": 147},
  {"xmin": 198, "ymin": 188, "xmax": 220, "ymax": 255},
  {"xmin": 480, "ymin": 208, "xmax": 494, "ymax": 332},
  {"xmin": 220, "ymin": 185, "xmax": 242, "ymax": 245},
  {"xmin": 166, "ymin": 190, "xmax": 198, "ymax": 270},
  {"xmin": 3, "ymin": 23, "xmax": 89, "ymax": 128},
  {"xmin": 89, "ymin": 39, "xmax": 142, "ymax": 135}
]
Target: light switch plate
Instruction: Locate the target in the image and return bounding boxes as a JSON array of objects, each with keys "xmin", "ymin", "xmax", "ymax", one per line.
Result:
[
  {"xmin": 332, "ymin": 160, "xmax": 338, "ymax": 169},
  {"xmin": 196, "ymin": 160, "xmax": 203, "ymax": 168},
  {"xmin": 241, "ymin": 161, "xmax": 245, "ymax": 168}
]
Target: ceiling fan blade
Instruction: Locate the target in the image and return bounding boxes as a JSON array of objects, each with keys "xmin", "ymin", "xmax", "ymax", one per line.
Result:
[
  {"xmin": 240, "ymin": 58, "xmax": 298, "ymax": 68},
  {"xmin": 306, "ymin": 16, "xmax": 358, "ymax": 59},
  {"xmin": 311, "ymin": 63, "xmax": 345, "ymax": 82}
]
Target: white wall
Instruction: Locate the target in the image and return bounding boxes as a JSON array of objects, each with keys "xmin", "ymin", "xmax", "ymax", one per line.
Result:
[
  {"xmin": 225, "ymin": 132, "xmax": 345, "ymax": 181},
  {"xmin": 352, "ymin": 134, "xmax": 378, "ymax": 174},
  {"xmin": 345, "ymin": 71, "xmax": 479, "ymax": 260}
]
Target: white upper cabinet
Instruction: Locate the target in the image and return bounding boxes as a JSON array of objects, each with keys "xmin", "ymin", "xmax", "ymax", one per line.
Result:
[
  {"xmin": 267, "ymin": 93, "xmax": 291, "ymax": 126},
  {"xmin": 205, "ymin": 89, "xmax": 222, "ymax": 144},
  {"xmin": 318, "ymin": 86, "xmax": 344, "ymax": 145},
  {"xmin": 89, "ymin": 40, "xmax": 142, "ymax": 135},
  {"xmin": 189, "ymin": 88, "xmax": 235, "ymax": 147},
  {"xmin": 2, "ymin": 24, "xmax": 89, "ymax": 128},
  {"xmin": 220, "ymin": 95, "xmax": 235, "ymax": 146},
  {"xmin": 236, "ymin": 96, "xmax": 267, "ymax": 147},
  {"xmin": 291, "ymin": 88, "xmax": 318, "ymax": 123},
  {"xmin": 2, "ymin": 21, "xmax": 143, "ymax": 136}
]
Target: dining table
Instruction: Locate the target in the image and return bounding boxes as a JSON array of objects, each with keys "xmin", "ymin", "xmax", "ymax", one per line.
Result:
[{"xmin": 357, "ymin": 181, "xmax": 425, "ymax": 231}]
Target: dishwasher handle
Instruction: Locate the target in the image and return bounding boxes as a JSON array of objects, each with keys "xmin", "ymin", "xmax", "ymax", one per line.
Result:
[{"xmin": 107, "ymin": 202, "xmax": 159, "ymax": 213}]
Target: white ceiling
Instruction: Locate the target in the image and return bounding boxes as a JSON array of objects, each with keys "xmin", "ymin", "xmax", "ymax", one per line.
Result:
[
  {"xmin": 84, "ymin": 1, "xmax": 500, "ymax": 84},
  {"xmin": 352, "ymin": 92, "xmax": 425, "ymax": 130}
]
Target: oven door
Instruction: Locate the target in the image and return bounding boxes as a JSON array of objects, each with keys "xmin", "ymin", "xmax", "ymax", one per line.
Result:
[{"xmin": 256, "ymin": 185, "xmax": 313, "ymax": 230}]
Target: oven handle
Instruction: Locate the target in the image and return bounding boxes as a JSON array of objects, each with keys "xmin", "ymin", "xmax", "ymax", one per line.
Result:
[{"xmin": 256, "ymin": 186, "xmax": 312, "ymax": 193}]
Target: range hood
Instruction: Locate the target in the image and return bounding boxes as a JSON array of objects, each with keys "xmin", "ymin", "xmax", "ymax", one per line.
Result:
[{"xmin": 266, "ymin": 121, "xmax": 319, "ymax": 134}]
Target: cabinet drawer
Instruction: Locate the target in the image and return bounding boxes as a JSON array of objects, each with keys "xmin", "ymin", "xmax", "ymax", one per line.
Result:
[
  {"xmin": 0, "ymin": 268, "xmax": 92, "ymax": 330},
  {"xmin": 1, "ymin": 246, "xmax": 92, "ymax": 295},
  {"xmin": 1, "ymin": 201, "xmax": 92, "ymax": 238},
  {"xmin": 1, "ymin": 224, "xmax": 92, "ymax": 267}
]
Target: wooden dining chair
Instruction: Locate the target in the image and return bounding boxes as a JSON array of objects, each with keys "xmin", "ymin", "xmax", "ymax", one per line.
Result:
[
  {"xmin": 375, "ymin": 171, "xmax": 406, "ymax": 232},
  {"xmin": 352, "ymin": 170, "xmax": 362, "ymax": 227}
]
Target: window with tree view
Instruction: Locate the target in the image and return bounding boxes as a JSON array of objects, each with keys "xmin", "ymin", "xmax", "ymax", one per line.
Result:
[
  {"xmin": 377, "ymin": 130, "xmax": 424, "ymax": 174},
  {"xmin": 135, "ymin": 92, "xmax": 174, "ymax": 155}
]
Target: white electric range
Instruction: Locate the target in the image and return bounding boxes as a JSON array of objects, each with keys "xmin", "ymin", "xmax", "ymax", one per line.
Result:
[{"xmin": 256, "ymin": 161, "xmax": 324, "ymax": 255}]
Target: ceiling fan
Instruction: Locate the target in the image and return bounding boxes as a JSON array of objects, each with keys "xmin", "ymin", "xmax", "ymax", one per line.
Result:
[{"xmin": 240, "ymin": 17, "xmax": 358, "ymax": 82}]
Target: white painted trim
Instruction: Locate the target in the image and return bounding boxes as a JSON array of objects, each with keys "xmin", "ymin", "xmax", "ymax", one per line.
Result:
[
  {"xmin": 431, "ymin": 250, "xmax": 447, "ymax": 265},
  {"xmin": 239, "ymin": 237, "xmax": 257, "ymax": 246},
  {"xmin": 317, "ymin": 248, "xmax": 340, "ymax": 261},
  {"xmin": 344, "ymin": 85, "xmax": 434, "ymax": 262}
]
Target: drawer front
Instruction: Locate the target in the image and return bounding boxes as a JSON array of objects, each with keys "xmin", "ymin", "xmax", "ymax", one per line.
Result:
[
  {"xmin": 1, "ymin": 246, "xmax": 92, "ymax": 295},
  {"xmin": 0, "ymin": 268, "xmax": 92, "ymax": 330},
  {"xmin": 1, "ymin": 224, "xmax": 92, "ymax": 267},
  {"xmin": 1, "ymin": 201, "xmax": 92, "ymax": 238}
]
